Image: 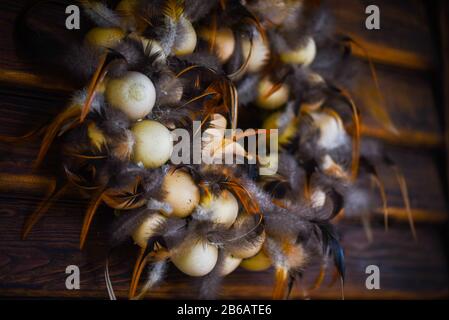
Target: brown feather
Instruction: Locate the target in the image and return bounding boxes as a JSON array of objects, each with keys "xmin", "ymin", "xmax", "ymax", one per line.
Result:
[
  {"xmin": 102, "ymin": 177, "xmax": 146, "ymax": 210},
  {"xmin": 80, "ymin": 52, "xmax": 109, "ymax": 123},
  {"xmin": 129, "ymin": 246, "xmax": 147, "ymax": 299},
  {"xmin": 80, "ymin": 188, "xmax": 106, "ymax": 249},
  {"xmin": 308, "ymin": 263, "xmax": 326, "ymax": 291},
  {"xmin": 393, "ymin": 165, "xmax": 417, "ymax": 240},
  {"xmin": 370, "ymin": 173, "xmax": 389, "ymax": 231},
  {"xmin": 273, "ymin": 266, "xmax": 288, "ymax": 300},
  {"xmin": 163, "ymin": 0, "xmax": 184, "ymax": 22},
  {"xmin": 222, "ymin": 180, "xmax": 260, "ymax": 215},
  {"xmin": 345, "ymin": 38, "xmax": 397, "ymax": 134},
  {"xmin": 34, "ymin": 105, "xmax": 81, "ymax": 169},
  {"xmin": 22, "ymin": 182, "xmax": 70, "ymax": 239},
  {"xmin": 338, "ymin": 88, "xmax": 361, "ymax": 181}
]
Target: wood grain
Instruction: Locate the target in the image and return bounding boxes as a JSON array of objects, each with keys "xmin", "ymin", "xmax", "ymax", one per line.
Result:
[
  {"xmin": 0, "ymin": 0, "xmax": 447, "ymax": 300},
  {"xmin": 0, "ymin": 69, "xmax": 74, "ymax": 92},
  {"xmin": 439, "ymin": 1, "xmax": 449, "ymax": 201},
  {"xmin": 328, "ymin": 0, "xmax": 436, "ymax": 71},
  {"xmin": 0, "ymin": 196, "xmax": 448, "ymax": 299}
]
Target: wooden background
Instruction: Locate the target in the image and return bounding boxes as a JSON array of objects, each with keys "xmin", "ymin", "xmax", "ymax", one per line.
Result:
[{"xmin": 0, "ymin": 0, "xmax": 448, "ymax": 299}]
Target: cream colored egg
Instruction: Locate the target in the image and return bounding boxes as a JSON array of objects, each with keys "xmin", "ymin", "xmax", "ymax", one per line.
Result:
[
  {"xmin": 200, "ymin": 28, "xmax": 235, "ymax": 62},
  {"xmin": 106, "ymin": 72, "xmax": 156, "ymax": 121},
  {"xmin": 280, "ymin": 37, "xmax": 317, "ymax": 66},
  {"xmin": 240, "ymin": 250, "xmax": 271, "ymax": 271},
  {"xmin": 131, "ymin": 120, "xmax": 173, "ymax": 168},
  {"xmin": 162, "ymin": 170, "xmax": 200, "ymax": 218},
  {"xmin": 220, "ymin": 253, "xmax": 242, "ymax": 276},
  {"xmin": 85, "ymin": 27, "xmax": 125, "ymax": 49},
  {"xmin": 203, "ymin": 190, "xmax": 239, "ymax": 228},
  {"xmin": 174, "ymin": 18, "xmax": 197, "ymax": 56},
  {"xmin": 171, "ymin": 241, "xmax": 218, "ymax": 277},
  {"xmin": 132, "ymin": 213, "xmax": 166, "ymax": 248},
  {"xmin": 242, "ymin": 35, "xmax": 270, "ymax": 73},
  {"xmin": 256, "ymin": 78, "xmax": 289, "ymax": 110}
]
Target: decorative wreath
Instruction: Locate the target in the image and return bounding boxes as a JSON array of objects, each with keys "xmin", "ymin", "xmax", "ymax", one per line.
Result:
[{"xmin": 5, "ymin": 0, "xmax": 415, "ymax": 299}]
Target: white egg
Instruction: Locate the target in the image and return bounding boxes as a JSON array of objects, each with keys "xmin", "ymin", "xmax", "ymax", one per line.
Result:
[
  {"xmin": 173, "ymin": 18, "xmax": 197, "ymax": 56},
  {"xmin": 85, "ymin": 27, "xmax": 125, "ymax": 49},
  {"xmin": 240, "ymin": 249, "xmax": 271, "ymax": 272},
  {"xmin": 171, "ymin": 241, "xmax": 218, "ymax": 277},
  {"xmin": 200, "ymin": 28, "xmax": 235, "ymax": 62},
  {"xmin": 132, "ymin": 213, "xmax": 166, "ymax": 248},
  {"xmin": 256, "ymin": 77, "xmax": 290, "ymax": 110},
  {"xmin": 242, "ymin": 34, "xmax": 270, "ymax": 73},
  {"xmin": 203, "ymin": 190, "xmax": 239, "ymax": 228},
  {"xmin": 220, "ymin": 253, "xmax": 242, "ymax": 276},
  {"xmin": 162, "ymin": 170, "xmax": 200, "ymax": 218},
  {"xmin": 280, "ymin": 37, "xmax": 317, "ymax": 66},
  {"xmin": 131, "ymin": 120, "xmax": 173, "ymax": 168},
  {"xmin": 106, "ymin": 71, "xmax": 156, "ymax": 121}
]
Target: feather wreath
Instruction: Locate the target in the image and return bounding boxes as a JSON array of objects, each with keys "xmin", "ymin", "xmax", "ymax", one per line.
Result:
[{"xmin": 4, "ymin": 0, "xmax": 416, "ymax": 300}]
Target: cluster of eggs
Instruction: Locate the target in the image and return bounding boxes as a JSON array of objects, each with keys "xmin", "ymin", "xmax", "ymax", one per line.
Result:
[
  {"xmin": 80, "ymin": 0, "xmax": 320, "ymax": 278},
  {"xmin": 85, "ymin": 0, "xmax": 318, "ymax": 111},
  {"xmin": 91, "ymin": 66, "xmax": 270, "ymax": 275},
  {"xmin": 131, "ymin": 170, "xmax": 271, "ymax": 277}
]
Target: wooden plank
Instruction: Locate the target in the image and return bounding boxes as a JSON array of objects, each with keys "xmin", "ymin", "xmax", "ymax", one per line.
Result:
[
  {"xmin": 348, "ymin": 35, "xmax": 432, "ymax": 71},
  {"xmin": 439, "ymin": 1, "xmax": 449, "ymax": 200},
  {"xmin": 0, "ymin": 0, "xmax": 436, "ymax": 74},
  {"xmin": 0, "ymin": 64, "xmax": 444, "ymax": 149},
  {"xmin": 0, "ymin": 0, "xmax": 447, "ymax": 301},
  {"xmin": 0, "ymin": 89, "xmax": 447, "ymax": 216},
  {"xmin": 0, "ymin": 0, "xmax": 442, "ymax": 148},
  {"xmin": 0, "ymin": 69, "xmax": 74, "ymax": 92},
  {"xmin": 328, "ymin": 0, "xmax": 436, "ymax": 70},
  {"xmin": 375, "ymin": 146, "xmax": 448, "ymax": 214},
  {"xmin": 0, "ymin": 142, "xmax": 447, "ymax": 215},
  {"xmin": 2, "ymin": 172, "xmax": 446, "ymax": 225},
  {"xmin": 372, "ymin": 207, "xmax": 448, "ymax": 224},
  {"xmin": 0, "ymin": 196, "xmax": 447, "ymax": 299},
  {"xmin": 350, "ymin": 62, "xmax": 443, "ymax": 145},
  {"xmin": 357, "ymin": 125, "xmax": 443, "ymax": 149}
]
